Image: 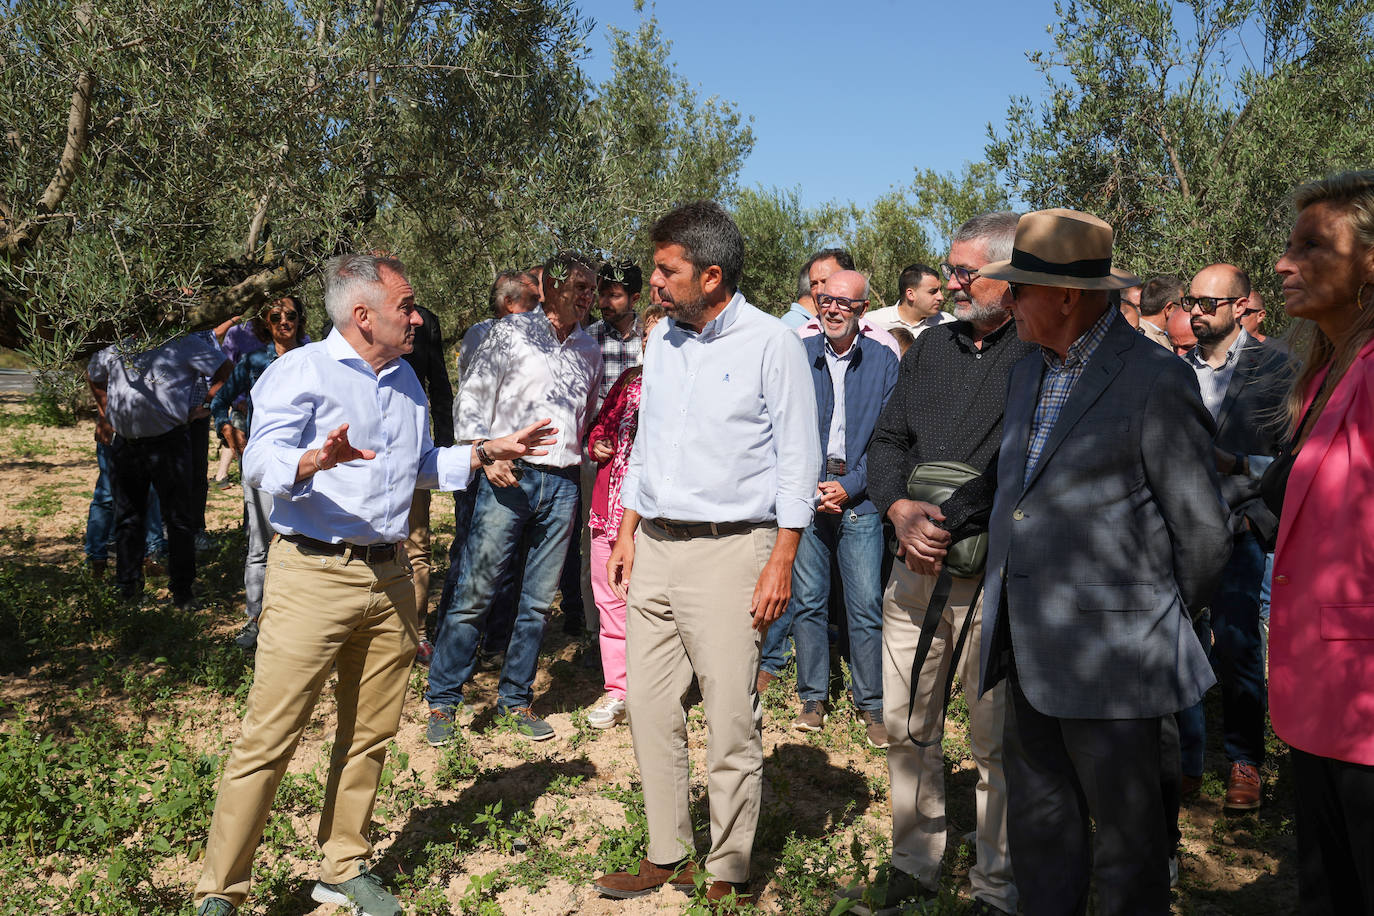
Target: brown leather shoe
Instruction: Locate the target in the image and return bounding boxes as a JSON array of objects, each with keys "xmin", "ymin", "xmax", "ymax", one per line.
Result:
[
  {"xmin": 1180, "ymin": 773, "xmax": 1202, "ymax": 798},
  {"xmin": 594, "ymin": 858, "xmax": 697, "ymax": 898},
  {"xmin": 1224, "ymin": 761, "xmax": 1262, "ymax": 810},
  {"xmin": 756, "ymin": 669, "xmax": 777, "ymax": 695},
  {"xmin": 704, "ymin": 880, "xmax": 757, "ymax": 910}
]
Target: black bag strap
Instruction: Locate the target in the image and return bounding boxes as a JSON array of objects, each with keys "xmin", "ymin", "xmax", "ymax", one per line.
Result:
[{"xmin": 905, "ymin": 568, "xmax": 985, "ymax": 748}]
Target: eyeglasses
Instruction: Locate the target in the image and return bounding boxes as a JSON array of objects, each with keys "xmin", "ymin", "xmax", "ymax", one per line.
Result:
[
  {"xmin": 939, "ymin": 262, "xmax": 980, "ymax": 286},
  {"xmin": 1180, "ymin": 296, "xmax": 1240, "ymax": 315},
  {"xmin": 815, "ymin": 293, "xmax": 868, "ymax": 314},
  {"xmin": 1008, "ymin": 282, "xmax": 1024, "ymax": 301},
  {"xmin": 268, "ymin": 310, "xmax": 298, "ymax": 324}
]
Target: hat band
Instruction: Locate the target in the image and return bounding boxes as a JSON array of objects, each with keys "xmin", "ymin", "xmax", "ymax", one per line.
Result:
[{"xmin": 1010, "ymin": 248, "xmax": 1112, "ymax": 279}]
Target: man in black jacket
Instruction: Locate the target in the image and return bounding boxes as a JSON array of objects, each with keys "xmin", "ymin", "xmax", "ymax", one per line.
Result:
[{"xmin": 402, "ymin": 303, "xmax": 454, "ymax": 661}]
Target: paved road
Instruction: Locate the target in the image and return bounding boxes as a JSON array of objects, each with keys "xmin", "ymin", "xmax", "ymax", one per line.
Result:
[{"xmin": 0, "ymin": 369, "xmax": 37, "ymax": 394}]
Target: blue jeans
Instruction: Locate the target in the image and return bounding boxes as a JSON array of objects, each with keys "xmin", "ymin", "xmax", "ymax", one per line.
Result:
[
  {"xmin": 425, "ymin": 465, "xmax": 579, "ymax": 711},
  {"xmin": 759, "ymin": 598, "xmax": 796, "ymax": 675},
  {"xmin": 85, "ymin": 440, "xmax": 165, "ymax": 560},
  {"xmin": 1210, "ymin": 532, "xmax": 1267, "ymax": 766},
  {"xmin": 790, "ymin": 508, "xmax": 884, "ymax": 712},
  {"xmin": 433, "ymin": 484, "xmax": 520, "ymax": 650}
]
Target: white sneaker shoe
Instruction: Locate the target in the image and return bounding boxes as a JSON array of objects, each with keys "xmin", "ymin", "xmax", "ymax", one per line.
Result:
[{"xmin": 587, "ymin": 696, "xmax": 627, "ymax": 729}]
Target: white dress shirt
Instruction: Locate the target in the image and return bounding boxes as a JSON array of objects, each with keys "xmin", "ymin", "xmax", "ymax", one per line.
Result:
[
  {"xmin": 243, "ymin": 330, "xmax": 474, "ymax": 545},
  {"xmin": 453, "ymin": 309, "xmax": 602, "ymax": 467},
  {"xmin": 866, "ymin": 305, "xmax": 956, "ymax": 339},
  {"xmin": 457, "ymin": 317, "xmax": 494, "ymax": 384},
  {"xmin": 1185, "ymin": 329, "xmax": 1249, "ymax": 420},
  {"xmin": 824, "ymin": 340, "xmax": 854, "ymax": 462},
  {"xmin": 621, "ymin": 292, "xmax": 821, "ymax": 529}
]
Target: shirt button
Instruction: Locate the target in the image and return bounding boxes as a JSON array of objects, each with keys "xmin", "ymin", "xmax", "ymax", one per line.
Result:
[
  {"xmin": 1274, "ymin": 574, "xmax": 1288, "ymax": 585},
  {"xmin": 1012, "ymin": 509, "xmax": 1025, "ymax": 521}
]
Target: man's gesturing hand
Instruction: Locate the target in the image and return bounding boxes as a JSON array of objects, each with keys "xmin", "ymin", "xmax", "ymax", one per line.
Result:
[
  {"xmin": 483, "ymin": 418, "xmax": 558, "ymax": 461},
  {"xmin": 888, "ymin": 498, "xmax": 951, "ymax": 576},
  {"xmin": 316, "ymin": 423, "xmax": 376, "ymax": 470}
]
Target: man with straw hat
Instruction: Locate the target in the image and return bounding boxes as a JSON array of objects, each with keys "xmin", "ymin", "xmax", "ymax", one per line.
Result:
[{"xmin": 901, "ymin": 209, "xmax": 1231, "ymax": 915}]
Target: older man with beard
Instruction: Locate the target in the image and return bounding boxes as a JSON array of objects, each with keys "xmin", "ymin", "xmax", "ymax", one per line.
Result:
[{"xmin": 847, "ymin": 212, "xmax": 1032, "ymax": 916}]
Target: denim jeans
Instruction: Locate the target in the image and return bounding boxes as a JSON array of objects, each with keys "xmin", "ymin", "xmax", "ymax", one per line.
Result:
[
  {"xmin": 85, "ymin": 440, "xmax": 165, "ymax": 560},
  {"xmin": 759, "ymin": 597, "xmax": 797, "ymax": 675},
  {"xmin": 433, "ymin": 484, "xmax": 520, "ymax": 650},
  {"xmin": 1210, "ymin": 532, "xmax": 1267, "ymax": 766},
  {"xmin": 426, "ymin": 465, "xmax": 579, "ymax": 711},
  {"xmin": 790, "ymin": 508, "xmax": 884, "ymax": 712},
  {"xmin": 109, "ymin": 427, "xmax": 196, "ymax": 603}
]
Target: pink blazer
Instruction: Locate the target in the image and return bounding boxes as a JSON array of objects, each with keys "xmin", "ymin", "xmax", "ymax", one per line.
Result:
[{"xmin": 1270, "ymin": 337, "xmax": 1374, "ymax": 765}]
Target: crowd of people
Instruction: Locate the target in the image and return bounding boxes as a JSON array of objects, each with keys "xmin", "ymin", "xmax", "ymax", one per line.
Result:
[{"xmin": 79, "ymin": 175, "xmax": 1374, "ymax": 916}]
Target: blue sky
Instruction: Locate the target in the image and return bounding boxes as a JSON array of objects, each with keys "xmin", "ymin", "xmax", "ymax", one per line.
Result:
[{"xmin": 577, "ymin": 0, "xmax": 1062, "ymax": 210}]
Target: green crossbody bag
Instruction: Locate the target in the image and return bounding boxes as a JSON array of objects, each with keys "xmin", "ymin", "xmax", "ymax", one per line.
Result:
[{"xmin": 905, "ymin": 460, "xmax": 987, "ymax": 578}]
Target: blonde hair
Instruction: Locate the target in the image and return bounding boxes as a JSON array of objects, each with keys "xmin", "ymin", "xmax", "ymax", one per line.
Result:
[{"xmin": 1284, "ymin": 170, "xmax": 1374, "ymax": 436}]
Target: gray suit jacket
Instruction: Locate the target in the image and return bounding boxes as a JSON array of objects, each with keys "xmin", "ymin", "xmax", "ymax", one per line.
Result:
[{"xmin": 977, "ymin": 314, "xmax": 1231, "ymax": 719}]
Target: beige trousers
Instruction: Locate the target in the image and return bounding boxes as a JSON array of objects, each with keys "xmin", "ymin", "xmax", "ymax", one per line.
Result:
[
  {"xmin": 882, "ymin": 561, "xmax": 1015, "ymax": 912},
  {"xmin": 194, "ymin": 538, "xmax": 418, "ymax": 907},
  {"xmin": 403, "ymin": 488, "xmax": 431, "ymax": 628},
  {"xmin": 625, "ymin": 520, "xmax": 775, "ymax": 884}
]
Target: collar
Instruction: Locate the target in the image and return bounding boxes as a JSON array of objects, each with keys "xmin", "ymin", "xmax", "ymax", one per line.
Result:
[
  {"xmin": 595, "ymin": 313, "xmax": 643, "ymax": 341},
  {"xmin": 326, "ymin": 328, "xmax": 402, "ymax": 378},
  {"xmin": 1185, "ymin": 328, "xmax": 1249, "ymax": 370},
  {"xmin": 673, "ymin": 291, "xmax": 745, "ymax": 339},
  {"xmin": 952, "ymin": 315, "xmax": 1016, "ymax": 352},
  {"xmin": 1043, "ymin": 305, "xmax": 1115, "ymax": 370}
]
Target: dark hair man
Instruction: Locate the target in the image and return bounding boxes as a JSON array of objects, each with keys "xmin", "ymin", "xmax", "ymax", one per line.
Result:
[
  {"xmin": 852, "ymin": 211, "xmax": 1031, "ymax": 915},
  {"xmin": 905, "ymin": 210, "xmax": 1231, "ymax": 915},
  {"xmin": 869, "ymin": 263, "xmax": 957, "ymax": 338},
  {"xmin": 594, "ymin": 201, "xmax": 820, "ymax": 907},
  {"xmin": 194, "ymin": 253, "xmax": 553, "ymax": 916},
  {"xmin": 426, "ymin": 251, "xmax": 603, "ymax": 744},
  {"xmin": 1179, "ymin": 263, "xmax": 1294, "ymax": 811},
  {"xmin": 1139, "ymin": 274, "xmax": 1185, "ymax": 350}
]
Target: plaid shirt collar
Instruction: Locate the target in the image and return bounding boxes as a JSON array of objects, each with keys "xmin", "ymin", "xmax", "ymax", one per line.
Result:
[{"xmin": 1042, "ymin": 304, "xmax": 1116, "ymax": 371}]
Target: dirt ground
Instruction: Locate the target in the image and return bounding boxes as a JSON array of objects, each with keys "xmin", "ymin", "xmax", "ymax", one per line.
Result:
[{"xmin": 0, "ymin": 393, "xmax": 1299, "ymax": 914}]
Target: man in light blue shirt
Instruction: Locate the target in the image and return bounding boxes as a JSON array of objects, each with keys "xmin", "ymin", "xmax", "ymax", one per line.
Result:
[
  {"xmin": 594, "ymin": 201, "xmax": 820, "ymax": 906},
  {"xmin": 195, "ymin": 253, "xmax": 553, "ymax": 916}
]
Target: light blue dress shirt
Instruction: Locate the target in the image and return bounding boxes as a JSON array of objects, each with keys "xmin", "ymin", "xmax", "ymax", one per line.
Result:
[
  {"xmin": 620, "ymin": 292, "xmax": 820, "ymax": 529},
  {"xmin": 88, "ymin": 335, "xmax": 227, "ymax": 438},
  {"xmin": 243, "ymin": 330, "xmax": 474, "ymax": 545}
]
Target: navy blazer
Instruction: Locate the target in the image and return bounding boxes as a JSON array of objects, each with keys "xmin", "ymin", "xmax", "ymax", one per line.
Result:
[
  {"xmin": 804, "ymin": 332, "xmax": 900, "ymax": 515},
  {"xmin": 976, "ymin": 313, "xmax": 1231, "ymax": 719}
]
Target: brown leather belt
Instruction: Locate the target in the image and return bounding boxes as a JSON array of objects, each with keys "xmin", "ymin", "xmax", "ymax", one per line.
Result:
[
  {"xmin": 282, "ymin": 533, "xmax": 399, "ymax": 563},
  {"xmin": 649, "ymin": 518, "xmax": 763, "ymax": 539}
]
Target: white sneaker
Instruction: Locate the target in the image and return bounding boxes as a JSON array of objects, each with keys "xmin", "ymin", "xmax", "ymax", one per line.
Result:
[{"xmin": 587, "ymin": 696, "xmax": 627, "ymax": 729}]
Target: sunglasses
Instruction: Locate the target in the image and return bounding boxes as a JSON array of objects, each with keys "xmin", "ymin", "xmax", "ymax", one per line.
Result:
[
  {"xmin": 939, "ymin": 262, "xmax": 980, "ymax": 286},
  {"xmin": 1180, "ymin": 296, "xmax": 1240, "ymax": 315},
  {"xmin": 268, "ymin": 310, "xmax": 298, "ymax": 324},
  {"xmin": 815, "ymin": 293, "xmax": 868, "ymax": 314}
]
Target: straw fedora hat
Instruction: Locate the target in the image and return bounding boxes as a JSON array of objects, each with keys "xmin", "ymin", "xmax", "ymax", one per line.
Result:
[{"xmin": 978, "ymin": 208, "xmax": 1139, "ymax": 290}]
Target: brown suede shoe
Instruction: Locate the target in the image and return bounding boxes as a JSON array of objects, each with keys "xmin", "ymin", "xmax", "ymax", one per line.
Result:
[
  {"xmin": 1224, "ymin": 761, "xmax": 1262, "ymax": 810},
  {"xmin": 1180, "ymin": 773, "xmax": 1202, "ymax": 798},
  {"xmin": 594, "ymin": 858, "xmax": 697, "ymax": 898},
  {"xmin": 756, "ymin": 669, "xmax": 778, "ymax": 695},
  {"xmin": 704, "ymin": 880, "xmax": 757, "ymax": 910}
]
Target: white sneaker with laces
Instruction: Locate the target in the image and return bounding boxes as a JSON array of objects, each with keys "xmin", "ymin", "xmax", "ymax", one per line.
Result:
[{"xmin": 587, "ymin": 696, "xmax": 627, "ymax": 729}]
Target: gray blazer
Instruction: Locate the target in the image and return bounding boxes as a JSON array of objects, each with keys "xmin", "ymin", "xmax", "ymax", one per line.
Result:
[{"xmin": 977, "ymin": 314, "xmax": 1231, "ymax": 719}]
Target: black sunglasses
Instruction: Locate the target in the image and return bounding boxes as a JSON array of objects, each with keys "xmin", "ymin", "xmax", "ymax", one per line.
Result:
[
  {"xmin": 268, "ymin": 310, "xmax": 299, "ymax": 324},
  {"xmin": 1180, "ymin": 296, "xmax": 1240, "ymax": 315}
]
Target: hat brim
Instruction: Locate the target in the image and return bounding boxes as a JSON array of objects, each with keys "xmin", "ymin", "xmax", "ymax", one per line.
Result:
[{"xmin": 978, "ymin": 260, "xmax": 1139, "ymax": 291}]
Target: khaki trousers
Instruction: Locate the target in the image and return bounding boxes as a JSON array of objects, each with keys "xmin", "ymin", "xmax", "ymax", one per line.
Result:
[
  {"xmin": 195, "ymin": 538, "xmax": 418, "ymax": 907},
  {"xmin": 403, "ymin": 488, "xmax": 431, "ymax": 628},
  {"xmin": 882, "ymin": 561, "xmax": 1015, "ymax": 912},
  {"xmin": 625, "ymin": 520, "xmax": 775, "ymax": 884}
]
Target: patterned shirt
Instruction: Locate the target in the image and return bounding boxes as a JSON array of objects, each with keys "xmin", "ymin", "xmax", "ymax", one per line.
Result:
[
  {"xmin": 1024, "ymin": 306, "xmax": 1117, "ymax": 484},
  {"xmin": 1184, "ymin": 329, "xmax": 1249, "ymax": 420},
  {"xmin": 586, "ymin": 368, "xmax": 643, "ymax": 535},
  {"xmin": 586, "ymin": 314, "xmax": 643, "ymax": 404}
]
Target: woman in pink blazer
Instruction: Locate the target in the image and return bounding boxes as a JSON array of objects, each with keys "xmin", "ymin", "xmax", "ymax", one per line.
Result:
[{"xmin": 1270, "ymin": 169, "xmax": 1374, "ymax": 915}]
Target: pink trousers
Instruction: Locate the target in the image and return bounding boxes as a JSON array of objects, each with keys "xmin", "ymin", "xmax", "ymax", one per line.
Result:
[{"xmin": 590, "ymin": 527, "xmax": 627, "ymax": 699}]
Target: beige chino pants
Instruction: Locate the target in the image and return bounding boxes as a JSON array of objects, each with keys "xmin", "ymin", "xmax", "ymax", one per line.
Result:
[
  {"xmin": 625, "ymin": 520, "xmax": 776, "ymax": 884},
  {"xmin": 195, "ymin": 538, "xmax": 418, "ymax": 907},
  {"xmin": 882, "ymin": 561, "xmax": 1015, "ymax": 912},
  {"xmin": 403, "ymin": 488, "xmax": 431, "ymax": 629}
]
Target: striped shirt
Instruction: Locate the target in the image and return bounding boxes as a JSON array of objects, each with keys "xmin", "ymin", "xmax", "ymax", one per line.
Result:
[{"xmin": 1024, "ymin": 306, "xmax": 1117, "ymax": 484}]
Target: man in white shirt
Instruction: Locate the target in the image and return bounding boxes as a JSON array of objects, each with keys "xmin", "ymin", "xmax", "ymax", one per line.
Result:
[
  {"xmin": 426, "ymin": 251, "xmax": 603, "ymax": 745},
  {"xmin": 194, "ymin": 253, "xmax": 552, "ymax": 916},
  {"xmin": 593, "ymin": 201, "xmax": 820, "ymax": 907},
  {"xmin": 867, "ymin": 263, "xmax": 957, "ymax": 340},
  {"xmin": 456, "ymin": 269, "xmax": 540, "ymax": 381}
]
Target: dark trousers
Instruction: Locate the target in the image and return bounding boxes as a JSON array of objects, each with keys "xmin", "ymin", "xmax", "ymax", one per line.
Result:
[
  {"xmin": 1210, "ymin": 532, "xmax": 1267, "ymax": 765},
  {"xmin": 1004, "ymin": 673, "xmax": 1171, "ymax": 916},
  {"xmin": 1292, "ymin": 747, "xmax": 1374, "ymax": 915},
  {"xmin": 110, "ymin": 427, "xmax": 196, "ymax": 603},
  {"xmin": 189, "ymin": 413, "xmax": 211, "ymax": 534}
]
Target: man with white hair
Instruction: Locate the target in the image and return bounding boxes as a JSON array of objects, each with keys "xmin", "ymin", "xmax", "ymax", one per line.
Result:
[{"xmin": 193, "ymin": 252, "xmax": 554, "ymax": 916}]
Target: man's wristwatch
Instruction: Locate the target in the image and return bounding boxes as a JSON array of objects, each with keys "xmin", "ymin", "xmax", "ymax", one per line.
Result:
[{"xmin": 475, "ymin": 440, "xmax": 495, "ymax": 466}]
